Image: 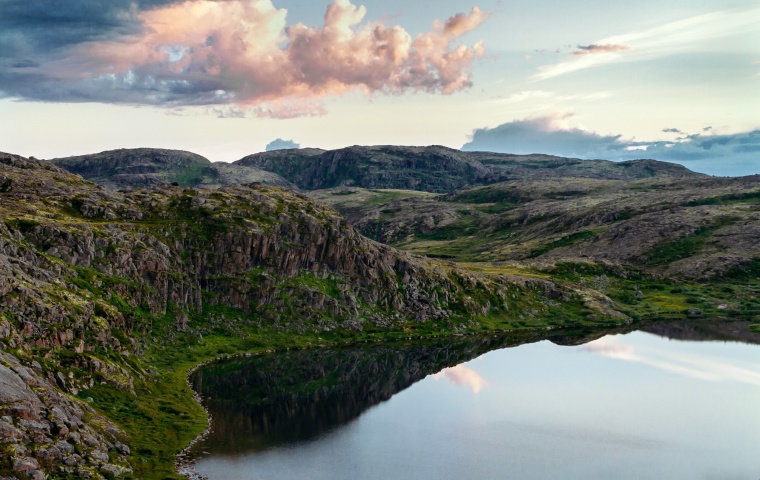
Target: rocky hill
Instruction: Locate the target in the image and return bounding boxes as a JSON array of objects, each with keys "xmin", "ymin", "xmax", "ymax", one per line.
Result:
[
  {"xmin": 51, "ymin": 145, "xmax": 702, "ymax": 195},
  {"xmin": 1, "ymin": 151, "xmax": 634, "ymax": 479},
  {"xmin": 236, "ymin": 145, "xmax": 701, "ymax": 193},
  {"xmin": 50, "ymin": 148, "xmax": 292, "ymax": 190}
]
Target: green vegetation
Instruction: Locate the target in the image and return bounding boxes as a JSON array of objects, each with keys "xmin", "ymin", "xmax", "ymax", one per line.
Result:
[
  {"xmin": 529, "ymin": 230, "xmax": 597, "ymax": 258},
  {"xmin": 686, "ymin": 191, "xmax": 760, "ymax": 207},
  {"xmin": 646, "ymin": 217, "xmax": 738, "ymax": 266},
  {"xmin": 172, "ymin": 163, "xmax": 210, "ymax": 187}
]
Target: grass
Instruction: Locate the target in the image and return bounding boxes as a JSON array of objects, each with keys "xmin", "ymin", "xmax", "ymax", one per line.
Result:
[
  {"xmin": 529, "ymin": 230, "xmax": 596, "ymax": 258},
  {"xmin": 646, "ymin": 217, "xmax": 737, "ymax": 266},
  {"xmin": 364, "ymin": 189, "xmax": 435, "ymax": 206}
]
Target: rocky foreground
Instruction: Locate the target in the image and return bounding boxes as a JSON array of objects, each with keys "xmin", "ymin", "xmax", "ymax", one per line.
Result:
[{"xmin": 0, "ymin": 152, "xmax": 638, "ymax": 479}]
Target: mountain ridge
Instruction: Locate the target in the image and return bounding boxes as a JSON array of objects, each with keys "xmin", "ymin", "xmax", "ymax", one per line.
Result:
[{"xmin": 50, "ymin": 145, "xmax": 704, "ymax": 194}]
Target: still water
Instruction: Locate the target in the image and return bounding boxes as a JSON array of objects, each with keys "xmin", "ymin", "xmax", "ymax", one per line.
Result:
[{"xmin": 190, "ymin": 323, "xmax": 760, "ymax": 480}]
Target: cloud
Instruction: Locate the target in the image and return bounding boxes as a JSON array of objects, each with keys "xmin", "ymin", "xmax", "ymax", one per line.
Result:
[
  {"xmin": 432, "ymin": 364, "xmax": 487, "ymax": 394},
  {"xmin": 462, "ymin": 113, "xmax": 626, "ymax": 158},
  {"xmin": 572, "ymin": 44, "xmax": 633, "ymax": 56},
  {"xmin": 583, "ymin": 337, "xmax": 760, "ymax": 387},
  {"xmin": 0, "ymin": 0, "xmax": 489, "ymax": 116},
  {"xmin": 662, "ymin": 128, "xmax": 684, "ymax": 134},
  {"xmin": 462, "ymin": 114, "xmax": 760, "ymax": 176},
  {"xmin": 532, "ymin": 6, "xmax": 760, "ymax": 81},
  {"xmin": 265, "ymin": 138, "xmax": 300, "ymax": 151}
]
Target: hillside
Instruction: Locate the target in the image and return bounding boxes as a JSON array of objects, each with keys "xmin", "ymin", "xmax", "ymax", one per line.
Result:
[
  {"xmin": 1, "ymin": 151, "xmax": 638, "ymax": 479},
  {"xmin": 50, "ymin": 148, "xmax": 292, "ymax": 190},
  {"xmin": 310, "ymin": 175, "xmax": 760, "ymax": 280}
]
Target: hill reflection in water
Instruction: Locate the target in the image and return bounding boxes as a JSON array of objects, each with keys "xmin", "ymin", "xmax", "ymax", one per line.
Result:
[{"xmin": 189, "ymin": 320, "xmax": 760, "ymax": 458}]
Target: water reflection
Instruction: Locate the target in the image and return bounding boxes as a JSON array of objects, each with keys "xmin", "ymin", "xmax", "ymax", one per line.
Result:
[
  {"xmin": 190, "ymin": 329, "xmax": 564, "ymax": 455},
  {"xmin": 190, "ymin": 320, "xmax": 760, "ymax": 463},
  {"xmin": 584, "ymin": 335, "xmax": 760, "ymax": 386},
  {"xmin": 432, "ymin": 364, "xmax": 488, "ymax": 394}
]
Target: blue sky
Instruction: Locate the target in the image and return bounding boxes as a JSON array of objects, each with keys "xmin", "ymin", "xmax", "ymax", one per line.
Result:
[{"xmin": 0, "ymin": 0, "xmax": 758, "ymax": 175}]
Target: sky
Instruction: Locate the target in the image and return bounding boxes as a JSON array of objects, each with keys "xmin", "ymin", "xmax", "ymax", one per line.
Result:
[{"xmin": 0, "ymin": 0, "xmax": 758, "ymax": 176}]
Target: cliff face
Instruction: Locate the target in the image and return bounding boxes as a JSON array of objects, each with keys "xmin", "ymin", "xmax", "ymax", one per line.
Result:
[
  {"xmin": 1, "ymin": 151, "xmax": 625, "ymax": 478},
  {"xmin": 0, "ymin": 351, "xmax": 133, "ymax": 479}
]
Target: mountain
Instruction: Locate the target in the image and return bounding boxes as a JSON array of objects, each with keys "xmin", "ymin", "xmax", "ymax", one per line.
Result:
[
  {"xmin": 236, "ymin": 145, "xmax": 702, "ymax": 193},
  {"xmin": 50, "ymin": 148, "xmax": 293, "ymax": 190},
  {"xmin": 51, "ymin": 145, "xmax": 702, "ymax": 195}
]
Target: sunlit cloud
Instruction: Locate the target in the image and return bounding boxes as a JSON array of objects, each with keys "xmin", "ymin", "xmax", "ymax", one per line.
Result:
[
  {"xmin": 1, "ymin": 0, "xmax": 490, "ymax": 117},
  {"xmin": 583, "ymin": 337, "xmax": 760, "ymax": 387},
  {"xmin": 433, "ymin": 364, "xmax": 488, "ymax": 394},
  {"xmin": 533, "ymin": 6, "xmax": 760, "ymax": 81},
  {"xmin": 490, "ymin": 90, "xmax": 613, "ymax": 105}
]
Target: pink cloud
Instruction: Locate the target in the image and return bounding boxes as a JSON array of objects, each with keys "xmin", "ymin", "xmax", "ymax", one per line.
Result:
[{"xmin": 64, "ymin": 0, "xmax": 489, "ymax": 116}]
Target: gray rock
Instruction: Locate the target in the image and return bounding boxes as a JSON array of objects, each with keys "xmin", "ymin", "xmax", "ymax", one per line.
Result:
[
  {"xmin": 0, "ymin": 364, "xmax": 44, "ymax": 420},
  {"xmin": 89, "ymin": 449, "xmax": 110, "ymax": 463},
  {"xmin": 12, "ymin": 456, "xmax": 39, "ymax": 472},
  {"xmin": 114, "ymin": 441, "xmax": 130, "ymax": 455}
]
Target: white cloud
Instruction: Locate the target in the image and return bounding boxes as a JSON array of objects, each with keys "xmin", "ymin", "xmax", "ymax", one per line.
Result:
[
  {"xmin": 532, "ymin": 6, "xmax": 760, "ymax": 81},
  {"xmin": 462, "ymin": 114, "xmax": 760, "ymax": 176}
]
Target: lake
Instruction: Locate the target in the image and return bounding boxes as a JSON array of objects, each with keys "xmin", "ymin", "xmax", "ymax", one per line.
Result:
[{"xmin": 189, "ymin": 322, "xmax": 760, "ymax": 480}]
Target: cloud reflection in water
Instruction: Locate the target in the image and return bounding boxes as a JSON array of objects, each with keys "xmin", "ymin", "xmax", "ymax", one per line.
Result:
[
  {"xmin": 433, "ymin": 364, "xmax": 488, "ymax": 394},
  {"xmin": 583, "ymin": 337, "xmax": 760, "ymax": 387}
]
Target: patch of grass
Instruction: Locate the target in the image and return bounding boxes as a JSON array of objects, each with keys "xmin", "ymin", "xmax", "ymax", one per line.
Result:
[
  {"xmin": 530, "ymin": 230, "xmax": 596, "ymax": 258},
  {"xmin": 365, "ymin": 189, "xmax": 435, "ymax": 206},
  {"xmin": 646, "ymin": 217, "xmax": 737, "ymax": 266},
  {"xmin": 451, "ymin": 187, "xmax": 520, "ymax": 204},
  {"xmin": 172, "ymin": 163, "xmax": 212, "ymax": 187},
  {"xmin": 724, "ymin": 258, "xmax": 760, "ymax": 281},
  {"xmin": 686, "ymin": 191, "xmax": 760, "ymax": 207}
]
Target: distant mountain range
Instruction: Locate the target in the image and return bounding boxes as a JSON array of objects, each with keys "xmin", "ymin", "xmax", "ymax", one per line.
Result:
[{"xmin": 51, "ymin": 145, "xmax": 700, "ymax": 193}]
